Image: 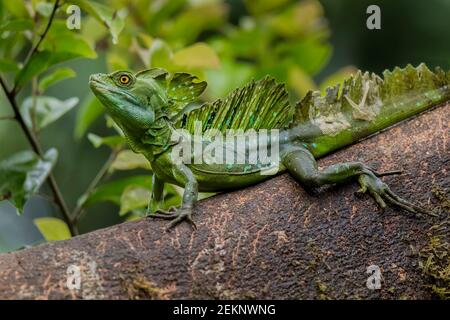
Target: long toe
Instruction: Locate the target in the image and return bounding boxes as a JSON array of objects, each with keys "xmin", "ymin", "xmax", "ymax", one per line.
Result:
[{"xmin": 148, "ymin": 213, "xmax": 179, "ymax": 220}]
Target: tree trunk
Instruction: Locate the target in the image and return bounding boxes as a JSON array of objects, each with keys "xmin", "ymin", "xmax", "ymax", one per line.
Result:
[{"xmin": 0, "ymin": 104, "xmax": 448, "ymax": 300}]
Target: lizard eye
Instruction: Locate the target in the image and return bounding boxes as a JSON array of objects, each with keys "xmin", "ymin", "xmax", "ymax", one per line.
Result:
[{"xmin": 119, "ymin": 74, "xmax": 131, "ymax": 85}]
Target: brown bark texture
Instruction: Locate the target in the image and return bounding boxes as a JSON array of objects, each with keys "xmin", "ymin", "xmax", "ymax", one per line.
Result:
[{"xmin": 0, "ymin": 104, "xmax": 448, "ymax": 300}]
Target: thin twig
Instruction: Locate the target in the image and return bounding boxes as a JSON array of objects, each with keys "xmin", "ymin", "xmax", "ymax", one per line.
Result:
[
  {"xmin": 31, "ymin": 77, "xmax": 38, "ymax": 133},
  {"xmin": 13, "ymin": 0, "xmax": 60, "ymax": 94},
  {"xmin": 0, "ymin": 115, "xmax": 15, "ymax": 120},
  {"xmin": 0, "ymin": 76, "xmax": 42, "ymax": 154},
  {"xmin": 71, "ymin": 150, "xmax": 120, "ymax": 225},
  {"xmin": 25, "ymin": 0, "xmax": 60, "ymax": 61},
  {"xmin": 1, "ymin": 75, "xmax": 76, "ymax": 235}
]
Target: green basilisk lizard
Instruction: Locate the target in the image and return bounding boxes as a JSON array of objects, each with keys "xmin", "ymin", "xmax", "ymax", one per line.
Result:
[{"xmin": 89, "ymin": 64, "xmax": 449, "ymax": 228}]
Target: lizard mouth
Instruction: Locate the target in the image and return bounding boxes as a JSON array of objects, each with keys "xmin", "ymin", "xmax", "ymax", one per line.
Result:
[
  {"xmin": 89, "ymin": 76, "xmax": 113, "ymax": 94},
  {"xmin": 89, "ymin": 76, "xmax": 109, "ymax": 94}
]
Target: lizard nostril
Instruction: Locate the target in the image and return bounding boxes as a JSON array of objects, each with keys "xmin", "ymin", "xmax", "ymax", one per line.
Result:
[{"xmin": 89, "ymin": 74, "xmax": 105, "ymax": 83}]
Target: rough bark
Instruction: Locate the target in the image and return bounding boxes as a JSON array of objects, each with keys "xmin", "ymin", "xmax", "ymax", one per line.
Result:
[{"xmin": 0, "ymin": 104, "xmax": 448, "ymax": 300}]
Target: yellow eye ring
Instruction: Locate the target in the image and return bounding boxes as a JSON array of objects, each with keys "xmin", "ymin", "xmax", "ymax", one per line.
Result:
[{"xmin": 119, "ymin": 75, "xmax": 130, "ymax": 85}]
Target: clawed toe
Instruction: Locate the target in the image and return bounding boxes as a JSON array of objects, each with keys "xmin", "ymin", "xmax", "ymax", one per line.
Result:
[
  {"xmin": 147, "ymin": 207, "xmax": 197, "ymax": 230},
  {"xmin": 358, "ymin": 173, "xmax": 436, "ymax": 218},
  {"xmin": 383, "ymin": 188, "xmax": 436, "ymax": 217},
  {"xmin": 167, "ymin": 213, "xmax": 196, "ymax": 231}
]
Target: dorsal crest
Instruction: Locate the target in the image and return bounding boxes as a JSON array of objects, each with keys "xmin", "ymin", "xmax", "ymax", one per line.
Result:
[{"xmin": 177, "ymin": 76, "xmax": 292, "ymax": 134}]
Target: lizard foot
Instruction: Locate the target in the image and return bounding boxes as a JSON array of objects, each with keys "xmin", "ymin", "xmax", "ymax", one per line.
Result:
[
  {"xmin": 147, "ymin": 207, "xmax": 197, "ymax": 230},
  {"xmin": 357, "ymin": 172, "xmax": 436, "ymax": 217}
]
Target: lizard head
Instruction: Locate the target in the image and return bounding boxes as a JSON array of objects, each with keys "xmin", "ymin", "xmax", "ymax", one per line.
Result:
[
  {"xmin": 89, "ymin": 69, "xmax": 169, "ymax": 132},
  {"xmin": 89, "ymin": 68, "xmax": 207, "ymax": 131}
]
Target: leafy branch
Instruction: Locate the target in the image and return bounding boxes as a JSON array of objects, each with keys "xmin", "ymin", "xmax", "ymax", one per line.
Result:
[
  {"xmin": 22, "ymin": 0, "xmax": 60, "ymax": 71},
  {"xmin": 0, "ymin": 0, "xmax": 78, "ymax": 234}
]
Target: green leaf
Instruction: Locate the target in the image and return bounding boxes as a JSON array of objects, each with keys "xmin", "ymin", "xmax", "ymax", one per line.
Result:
[
  {"xmin": 205, "ymin": 59, "xmax": 255, "ymax": 99},
  {"xmin": 42, "ymin": 34, "xmax": 97, "ymax": 60},
  {"xmin": 0, "ymin": 19, "xmax": 33, "ymax": 32},
  {"xmin": 2, "ymin": 1, "xmax": 28, "ymax": 17},
  {"xmin": 270, "ymin": 0, "xmax": 328, "ymax": 39},
  {"xmin": 38, "ymin": 68, "xmax": 76, "ymax": 92},
  {"xmin": 35, "ymin": 2, "xmax": 54, "ymax": 17},
  {"xmin": 73, "ymin": 0, "xmax": 126, "ymax": 44},
  {"xmin": 159, "ymin": 2, "xmax": 227, "ymax": 46},
  {"xmin": 149, "ymin": 38, "xmax": 173, "ymax": 68},
  {"xmin": 80, "ymin": 15, "xmax": 109, "ymax": 44},
  {"xmin": 288, "ymin": 66, "xmax": 317, "ymax": 97},
  {"xmin": 106, "ymin": 52, "xmax": 128, "ymax": 71},
  {"xmin": 14, "ymin": 22, "xmax": 96, "ymax": 87},
  {"xmin": 0, "ymin": 148, "xmax": 58, "ymax": 213},
  {"xmin": 277, "ymin": 39, "xmax": 332, "ymax": 75},
  {"xmin": 173, "ymin": 43, "xmax": 220, "ymax": 69},
  {"xmin": 119, "ymin": 185, "xmax": 151, "ymax": 216},
  {"xmin": 14, "ymin": 51, "xmax": 52, "ymax": 87},
  {"xmin": 79, "ymin": 175, "xmax": 180, "ymax": 212},
  {"xmin": 74, "ymin": 94, "xmax": 104, "ymax": 139},
  {"xmin": 81, "ymin": 175, "xmax": 153, "ymax": 208},
  {"xmin": 212, "ymin": 20, "xmax": 270, "ymax": 59},
  {"xmin": 131, "ymin": 34, "xmax": 152, "ymax": 67},
  {"xmin": 244, "ymin": 0, "xmax": 290, "ymax": 15},
  {"xmin": 0, "ymin": 58, "xmax": 19, "ymax": 72},
  {"xmin": 36, "ymin": 21, "xmax": 96, "ymax": 62},
  {"xmin": 21, "ymin": 96, "xmax": 79, "ymax": 131},
  {"xmin": 87, "ymin": 133, "xmax": 125, "ymax": 149},
  {"xmin": 34, "ymin": 217, "xmax": 71, "ymax": 241},
  {"xmin": 110, "ymin": 150, "xmax": 151, "ymax": 171}
]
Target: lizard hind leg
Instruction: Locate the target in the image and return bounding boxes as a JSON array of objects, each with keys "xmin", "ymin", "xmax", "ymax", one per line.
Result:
[{"xmin": 281, "ymin": 146, "xmax": 433, "ymax": 217}]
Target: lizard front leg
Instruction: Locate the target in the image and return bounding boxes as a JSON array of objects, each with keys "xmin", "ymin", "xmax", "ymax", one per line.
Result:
[
  {"xmin": 146, "ymin": 174, "xmax": 165, "ymax": 214},
  {"xmin": 281, "ymin": 145, "xmax": 432, "ymax": 217},
  {"xmin": 148, "ymin": 163, "xmax": 198, "ymax": 229}
]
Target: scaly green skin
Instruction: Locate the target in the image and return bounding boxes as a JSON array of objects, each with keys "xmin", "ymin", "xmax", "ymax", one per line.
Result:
[{"xmin": 89, "ymin": 64, "xmax": 449, "ymax": 228}]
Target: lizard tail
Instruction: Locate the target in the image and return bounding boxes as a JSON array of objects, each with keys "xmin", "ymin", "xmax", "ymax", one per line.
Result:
[{"xmin": 289, "ymin": 63, "xmax": 450, "ymax": 158}]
